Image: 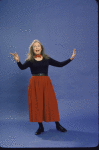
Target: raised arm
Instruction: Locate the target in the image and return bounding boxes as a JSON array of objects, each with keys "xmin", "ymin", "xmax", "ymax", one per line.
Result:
[
  {"xmin": 49, "ymin": 57, "xmax": 72, "ymax": 67},
  {"xmin": 49, "ymin": 49, "xmax": 76, "ymax": 67},
  {"xmin": 17, "ymin": 61, "xmax": 30, "ymax": 70},
  {"xmin": 10, "ymin": 52, "xmax": 30, "ymax": 70}
]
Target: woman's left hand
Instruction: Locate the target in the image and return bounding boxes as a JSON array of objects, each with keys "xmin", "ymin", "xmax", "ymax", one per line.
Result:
[{"xmin": 70, "ymin": 49, "xmax": 76, "ymax": 60}]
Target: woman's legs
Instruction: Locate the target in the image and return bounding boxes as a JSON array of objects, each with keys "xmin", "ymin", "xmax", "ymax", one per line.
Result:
[
  {"xmin": 35, "ymin": 122, "xmax": 44, "ymax": 135},
  {"xmin": 35, "ymin": 121, "xmax": 67, "ymax": 135},
  {"xmin": 38, "ymin": 122, "xmax": 44, "ymax": 129},
  {"xmin": 55, "ymin": 121, "xmax": 60, "ymax": 126},
  {"xmin": 55, "ymin": 121, "xmax": 67, "ymax": 132}
]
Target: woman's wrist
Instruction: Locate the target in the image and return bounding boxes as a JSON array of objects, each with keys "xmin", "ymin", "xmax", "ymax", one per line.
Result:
[
  {"xmin": 16, "ymin": 60, "xmax": 20, "ymax": 63},
  {"xmin": 70, "ymin": 57, "xmax": 74, "ymax": 60}
]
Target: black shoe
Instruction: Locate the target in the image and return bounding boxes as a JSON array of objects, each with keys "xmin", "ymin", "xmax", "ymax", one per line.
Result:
[
  {"xmin": 35, "ymin": 127, "xmax": 44, "ymax": 135},
  {"xmin": 56, "ymin": 124, "xmax": 67, "ymax": 132}
]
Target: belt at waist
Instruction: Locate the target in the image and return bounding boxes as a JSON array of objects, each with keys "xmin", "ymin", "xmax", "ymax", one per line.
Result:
[{"xmin": 33, "ymin": 73, "xmax": 48, "ymax": 76}]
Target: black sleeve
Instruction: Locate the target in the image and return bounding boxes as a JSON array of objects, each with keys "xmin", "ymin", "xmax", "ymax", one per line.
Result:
[
  {"xmin": 49, "ymin": 57, "xmax": 72, "ymax": 67},
  {"xmin": 17, "ymin": 60, "xmax": 30, "ymax": 70}
]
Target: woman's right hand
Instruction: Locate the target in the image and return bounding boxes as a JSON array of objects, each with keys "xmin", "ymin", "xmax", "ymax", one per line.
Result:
[{"xmin": 10, "ymin": 52, "xmax": 19, "ymax": 62}]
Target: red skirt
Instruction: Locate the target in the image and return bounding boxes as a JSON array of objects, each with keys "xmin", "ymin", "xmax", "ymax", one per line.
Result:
[{"xmin": 28, "ymin": 76, "xmax": 60, "ymax": 122}]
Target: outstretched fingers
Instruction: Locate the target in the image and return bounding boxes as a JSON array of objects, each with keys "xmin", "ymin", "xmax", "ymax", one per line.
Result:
[
  {"xmin": 10, "ymin": 52, "xmax": 17, "ymax": 60},
  {"xmin": 73, "ymin": 49, "xmax": 76, "ymax": 55},
  {"xmin": 10, "ymin": 53, "xmax": 14, "ymax": 56},
  {"xmin": 10, "ymin": 52, "xmax": 17, "ymax": 57}
]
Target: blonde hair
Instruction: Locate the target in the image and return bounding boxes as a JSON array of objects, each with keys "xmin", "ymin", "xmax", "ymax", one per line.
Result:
[{"xmin": 25, "ymin": 39, "xmax": 50, "ymax": 62}]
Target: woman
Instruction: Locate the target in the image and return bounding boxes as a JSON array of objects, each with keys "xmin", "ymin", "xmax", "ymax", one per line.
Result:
[{"xmin": 10, "ymin": 40, "xmax": 76, "ymax": 135}]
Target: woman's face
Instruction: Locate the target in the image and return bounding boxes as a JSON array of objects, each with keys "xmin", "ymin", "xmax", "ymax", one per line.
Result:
[{"xmin": 33, "ymin": 42, "xmax": 42, "ymax": 55}]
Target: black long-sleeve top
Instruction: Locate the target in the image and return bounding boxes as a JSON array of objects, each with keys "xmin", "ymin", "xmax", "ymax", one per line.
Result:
[{"xmin": 17, "ymin": 57, "xmax": 72, "ymax": 75}]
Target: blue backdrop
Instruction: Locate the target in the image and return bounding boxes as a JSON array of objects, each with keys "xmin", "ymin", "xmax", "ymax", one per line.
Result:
[{"xmin": 0, "ymin": 0, "xmax": 98, "ymax": 148}]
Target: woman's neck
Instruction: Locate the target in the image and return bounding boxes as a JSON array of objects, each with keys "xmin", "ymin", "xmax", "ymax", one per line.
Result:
[{"xmin": 34, "ymin": 56, "xmax": 43, "ymax": 61}]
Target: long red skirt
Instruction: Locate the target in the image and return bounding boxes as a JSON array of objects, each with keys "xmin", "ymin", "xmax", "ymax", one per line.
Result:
[{"xmin": 28, "ymin": 76, "xmax": 60, "ymax": 122}]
